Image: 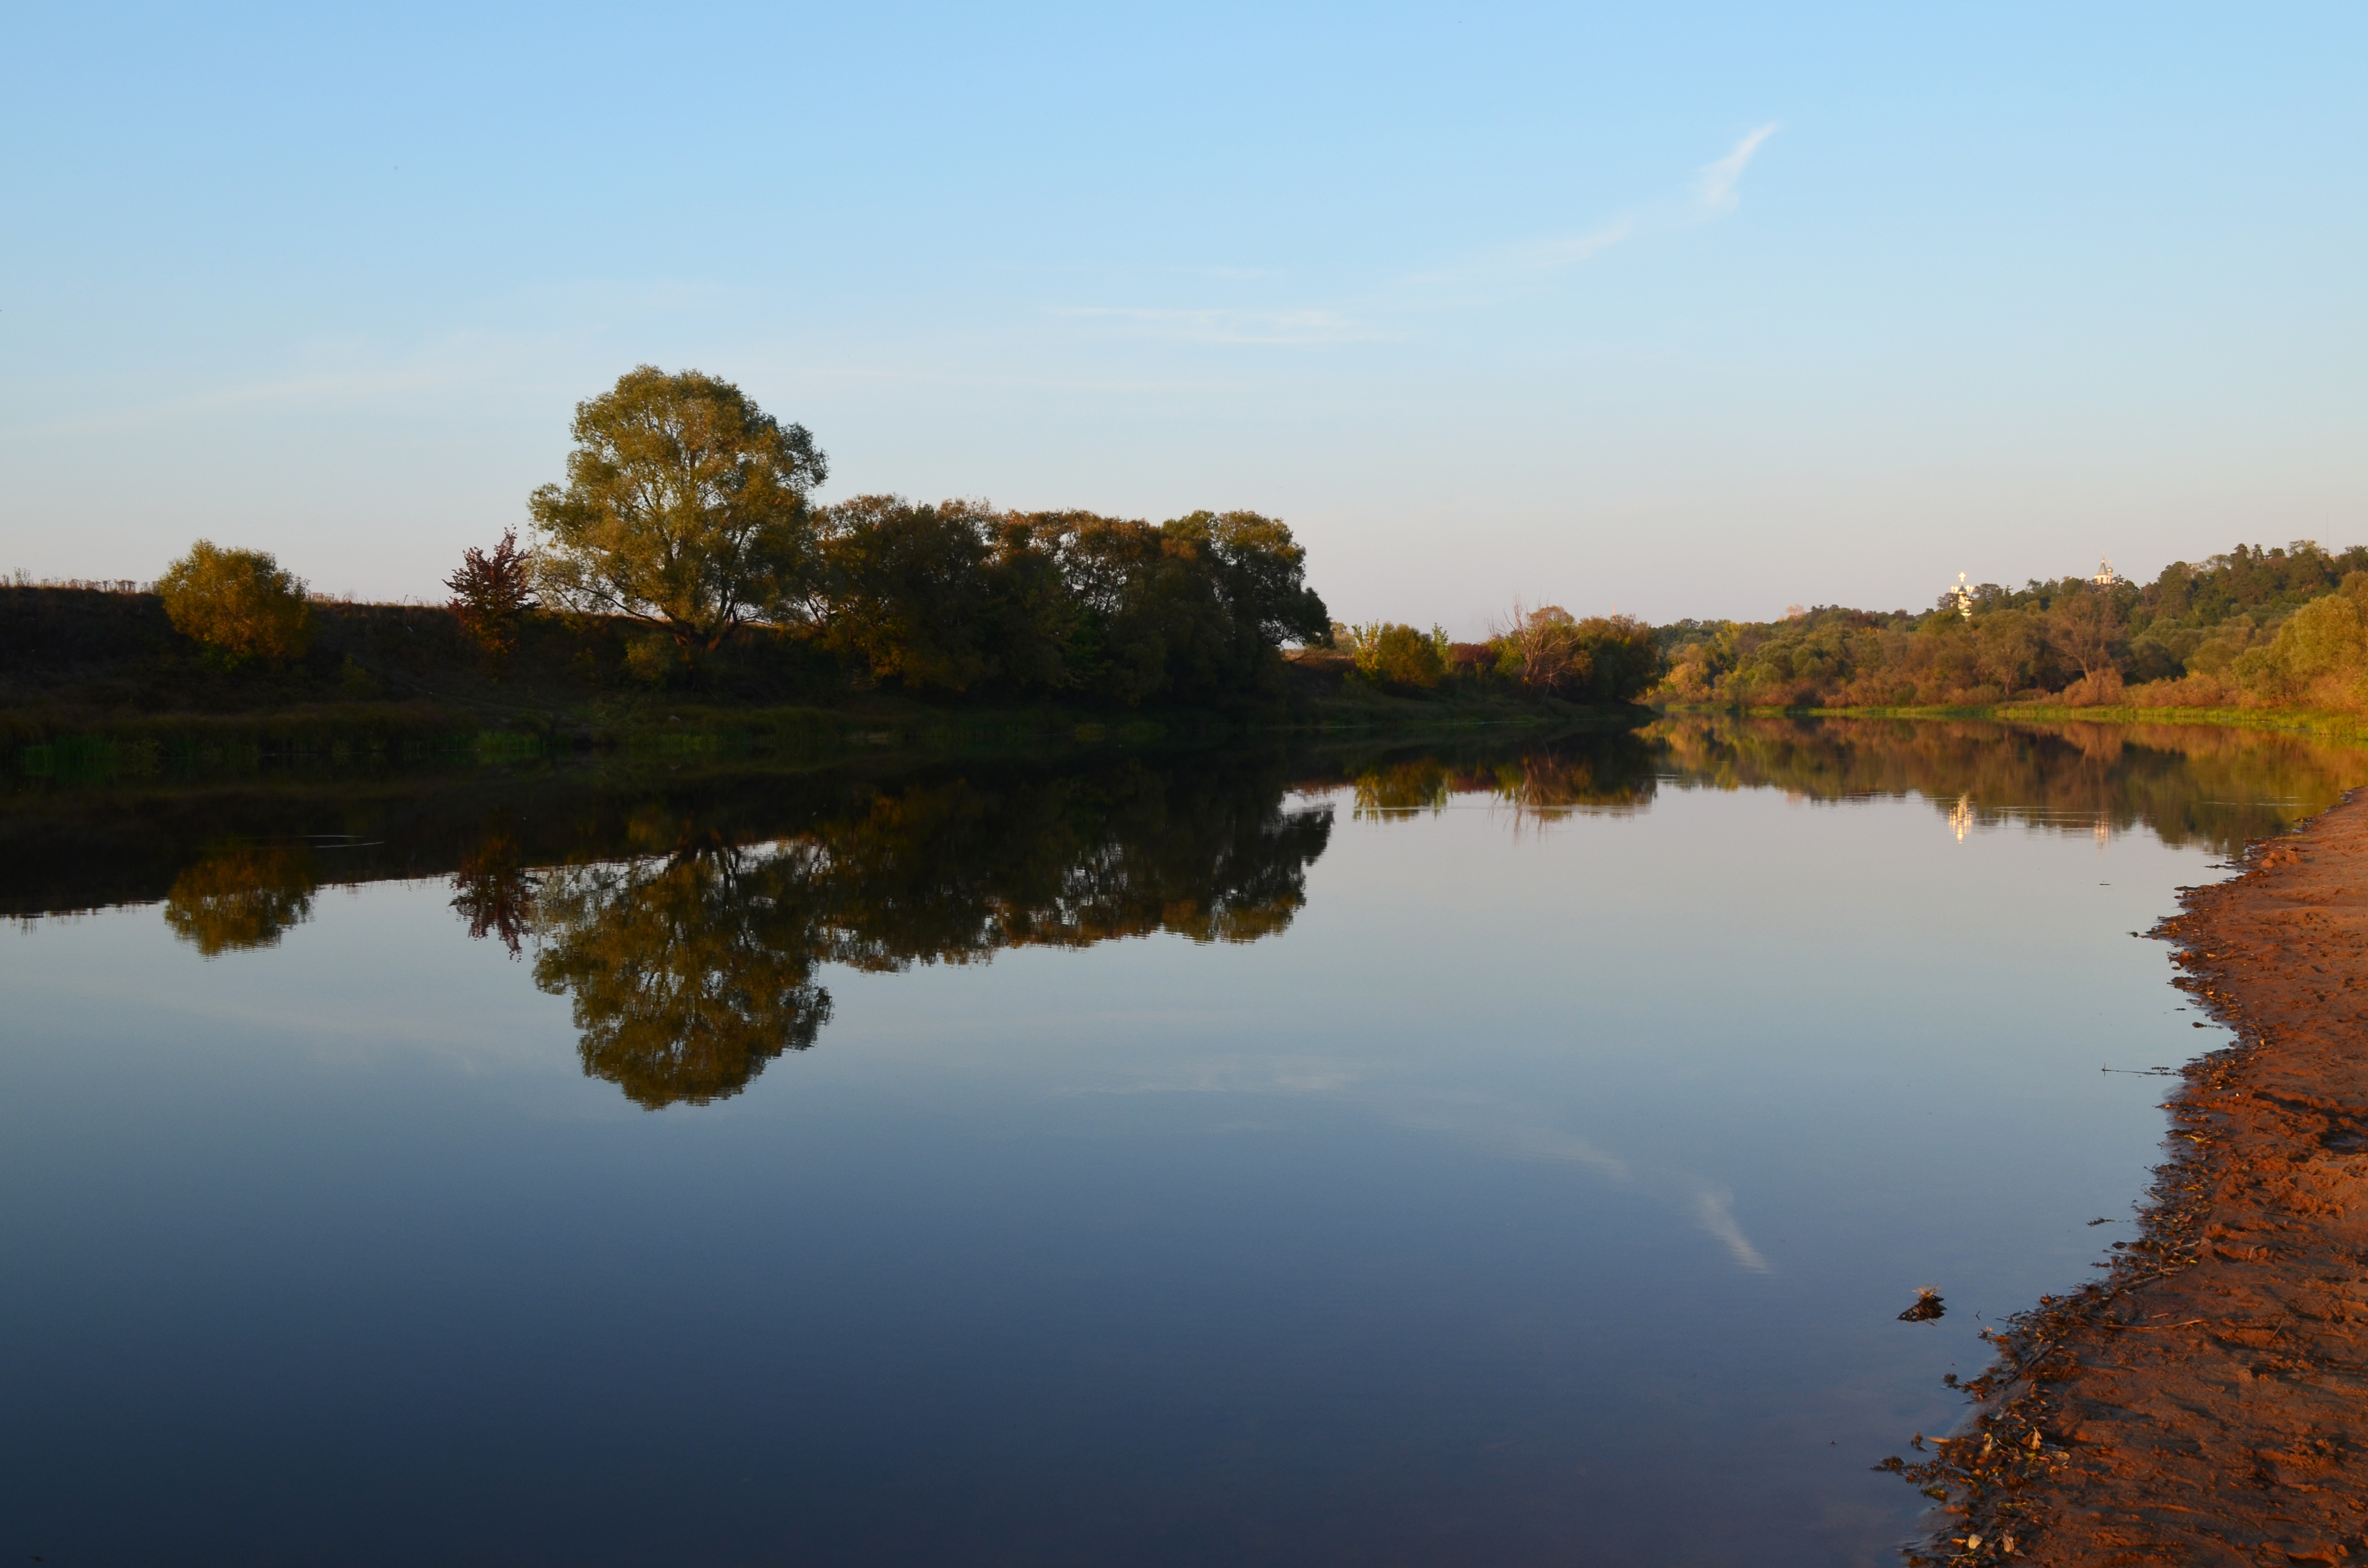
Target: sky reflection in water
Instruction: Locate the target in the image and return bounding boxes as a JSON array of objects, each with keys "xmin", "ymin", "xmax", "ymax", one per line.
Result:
[{"xmin": 2, "ymin": 719, "xmax": 2362, "ymax": 1566}]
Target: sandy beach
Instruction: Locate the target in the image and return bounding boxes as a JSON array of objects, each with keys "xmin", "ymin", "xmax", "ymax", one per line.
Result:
[{"xmin": 1897, "ymin": 790, "xmax": 2368, "ymax": 1564}]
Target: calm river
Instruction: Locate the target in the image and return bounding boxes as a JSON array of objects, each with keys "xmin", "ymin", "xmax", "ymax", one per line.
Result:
[{"xmin": 3, "ymin": 717, "xmax": 2361, "ymax": 1566}]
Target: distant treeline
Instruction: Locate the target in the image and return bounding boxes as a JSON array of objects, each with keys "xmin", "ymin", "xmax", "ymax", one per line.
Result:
[
  {"xmin": 1316, "ymin": 606, "xmax": 1661, "ymax": 703},
  {"xmin": 57, "ymin": 363, "xmax": 2368, "ymax": 725},
  {"xmin": 1659, "ymin": 543, "xmax": 2368, "ymax": 712}
]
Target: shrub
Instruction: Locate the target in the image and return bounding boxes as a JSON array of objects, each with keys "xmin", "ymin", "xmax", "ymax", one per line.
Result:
[
  {"xmin": 624, "ymin": 633, "xmax": 680, "ymax": 686},
  {"xmin": 157, "ymin": 541, "xmax": 312, "ymax": 665},
  {"xmin": 446, "ymin": 529, "xmax": 537, "ymax": 661},
  {"xmin": 1344, "ymin": 621, "xmax": 1447, "ymax": 688}
]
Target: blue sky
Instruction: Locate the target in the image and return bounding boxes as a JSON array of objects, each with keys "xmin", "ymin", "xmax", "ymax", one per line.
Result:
[{"xmin": 3, "ymin": 2, "xmax": 2361, "ymax": 628}]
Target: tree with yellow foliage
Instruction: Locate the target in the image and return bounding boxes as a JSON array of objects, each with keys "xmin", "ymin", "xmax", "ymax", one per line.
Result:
[{"xmin": 156, "ymin": 541, "xmax": 311, "ymax": 665}]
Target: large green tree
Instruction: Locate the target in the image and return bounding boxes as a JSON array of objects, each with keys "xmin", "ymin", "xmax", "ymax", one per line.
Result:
[{"xmin": 530, "ymin": 366, "xmax": 827, "ymax": 651}]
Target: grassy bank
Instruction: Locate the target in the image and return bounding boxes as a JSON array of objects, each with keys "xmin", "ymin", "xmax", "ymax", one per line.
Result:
[
  {"xmin": 0, "ymin": 586, "xmax": 1610, "ymax": 772},
  {"xmin": 3, "ymin": 686, "xmax": 1621, "ymax": 784}
]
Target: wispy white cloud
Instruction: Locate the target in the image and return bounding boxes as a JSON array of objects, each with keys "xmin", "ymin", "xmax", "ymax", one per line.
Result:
[
  {"xmin": 1396, "ymin": 219, "xmax": 1639, "ymax": 304},
  {"xmin": 1049, "ymin": 306, "xmax": 1387, "ymax": 346},
  {"xmin": 0, "ymin": 332, "xmax": 571, "ymax": 441},
  {"xmin": 1054, "ymin": 124, "xmax": 1776, "ymax": 347},
  {"xmin": 1502, "ymin": 219, "xmax": 1640, "ymax": 275},
  {"xmin": 1695, "ymin": 122, "xmax": 1779, "ymax": 214}
]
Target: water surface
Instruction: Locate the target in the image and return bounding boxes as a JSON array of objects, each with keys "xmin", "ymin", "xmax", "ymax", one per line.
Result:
[{"xmin": 3, "ymin": 719, "xmax": 2360, "ymax": 1565}]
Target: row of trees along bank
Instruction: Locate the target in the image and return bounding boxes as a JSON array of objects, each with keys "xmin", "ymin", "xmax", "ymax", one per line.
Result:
[
  {"xmin": 1658, "ymin": 543, "xmax": 2368, "ymax": 711},
  {"xmin": 97, "ymin": 374, "xmax": 2368, "ymax": 722},
  {"xmin": 136, "ymin": 368, "xmax": 1331, "ymax": 707},
  {"xmin": 523, "ymin": 366, "xmax": 1332, "ymax": 702},
  {"xmin": 120, "ymin": 366, "xmax": 1662, "ymax": 711}
]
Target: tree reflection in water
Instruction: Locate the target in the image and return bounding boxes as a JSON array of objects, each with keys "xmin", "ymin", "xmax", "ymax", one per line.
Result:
[
  {"xmin": 450, "ymin": 834, "xmax": 536, "ymax": 957},
  {"xmin": 162, "ymin": 842, "xmax": 317, "ymax": 956},
  {"xmin": 1644, "ymin": 714, "xmax": 2367, "ymax": 854},
  {"xmin": 1347, "ymin": 734, "xmax": 1661, "ymax": 824},
  {"xmin": 532, "ymin": 837, "xmax": 835, "ymax": 1109},
  {"xmin": 505, "ymin": 766, "xmax": 1334, "ymax": 1109},
  {"xmin": 145, "ymin": 718, "xmax": 2340, "ymax": 1108}
]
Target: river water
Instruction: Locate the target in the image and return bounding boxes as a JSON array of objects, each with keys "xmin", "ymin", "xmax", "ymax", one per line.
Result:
[{"xmin": 3, "ymin": 717, "xmax": 2361, "ymax": 1566}]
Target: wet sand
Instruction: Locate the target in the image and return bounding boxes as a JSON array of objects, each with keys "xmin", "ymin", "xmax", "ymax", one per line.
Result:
[{"xmin": 1896, "ymin": 791, "xmax": 2368, "ymax": 1564}]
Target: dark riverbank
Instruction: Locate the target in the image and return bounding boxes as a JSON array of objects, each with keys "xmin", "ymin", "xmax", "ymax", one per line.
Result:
[
  {"xmin": 1889, "ymin": 791, "xmax": 2368, "ymax": 1565},
  {"xmin": 0, "ymin": 585, "xmax": 1599, "ymax": 758}
]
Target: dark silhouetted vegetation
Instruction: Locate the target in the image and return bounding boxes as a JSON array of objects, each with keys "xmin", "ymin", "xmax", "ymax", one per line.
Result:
[
  {"xmin": 4, "ymin": 371, "xmax": 1653, "ymax": 736},
  {"xmin": 800, "ymin": 498, "xmax": 1332, "ymax": 703},
  {"xmin": 508, "ymin": 366, "xmax": 1336, "ymax": 707}
]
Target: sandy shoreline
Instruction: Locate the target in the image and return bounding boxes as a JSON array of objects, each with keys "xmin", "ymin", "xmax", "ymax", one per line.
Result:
[{"xmin": 1893, "ymin": 790, "xmax": 2368, "ymax": 1564}]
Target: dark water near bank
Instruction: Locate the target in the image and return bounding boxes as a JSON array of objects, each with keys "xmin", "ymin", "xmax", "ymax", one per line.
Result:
[{"xmin": 3, "ymin": 718, "xmax": 2362, "ymax": 1566}]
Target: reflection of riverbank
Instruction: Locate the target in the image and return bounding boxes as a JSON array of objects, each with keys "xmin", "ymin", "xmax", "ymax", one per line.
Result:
[
  {"xmin": 0, "ymin": 732, "xmax": 1645, "ymax": 921},
  {"xmin": 1895, "ymin": 793, "xmax": 2368, "ymax": 1562},
  {"xmin": 1647, "ymin": 714, "xmax": 2368, "ymax": 856},
  {"xmin": 14, "ymin": 720, "xmax": 2368, "ymax": 1121}
]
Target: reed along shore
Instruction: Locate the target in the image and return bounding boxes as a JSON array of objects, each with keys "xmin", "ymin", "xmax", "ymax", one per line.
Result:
[{"xmin": 1893, "ymin": 790, "xmax": 2368, "ymax": 1565}]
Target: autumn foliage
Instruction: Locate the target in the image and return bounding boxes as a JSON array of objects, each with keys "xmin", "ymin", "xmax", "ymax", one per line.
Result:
[
  {"xmin": 1657, "ymin": 543, "xmax": 2368, "ymax": 712},
  {"xmin": 157, "ymin": 540, "xmax": 312, "ymax": 665},
  {"xmin": 1330, "ymin": 607, "xmax": 1662, "ymax": 703},
  {"xmin": 444, "ymin": 529, "xmax": 537, "ymax": 661}
]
